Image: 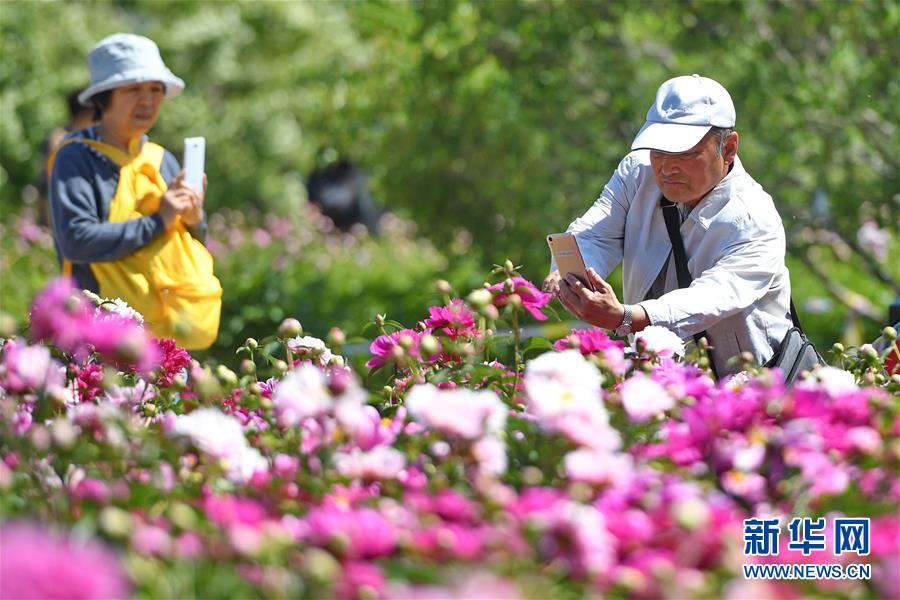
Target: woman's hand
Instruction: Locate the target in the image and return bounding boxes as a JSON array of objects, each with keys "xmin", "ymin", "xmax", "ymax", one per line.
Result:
[
  {"xmin": 160, "ymin": 170, "xmax": 205, "ymax": 228},
  {"xmin": 158, "ymin": 172, "xmax": 195, "ymax": 229}
]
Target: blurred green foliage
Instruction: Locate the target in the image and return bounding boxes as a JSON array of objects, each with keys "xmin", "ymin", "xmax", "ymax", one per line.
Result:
[{"xmin": 1, "ymin": 0, "xmax": 897, "ymax": 350}]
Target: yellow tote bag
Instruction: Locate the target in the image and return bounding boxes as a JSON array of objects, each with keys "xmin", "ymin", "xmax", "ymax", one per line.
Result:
[{"xmin": 52, "ymin": 137, "xmax": 222, "ymax": 349}]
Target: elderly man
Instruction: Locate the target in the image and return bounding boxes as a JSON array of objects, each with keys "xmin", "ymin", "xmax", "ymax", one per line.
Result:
[{"xmin": 544, "ymin": 74, "xmax": 792, "ymax": 376}]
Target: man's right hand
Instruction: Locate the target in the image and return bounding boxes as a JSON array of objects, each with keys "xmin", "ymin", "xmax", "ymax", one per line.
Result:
[{"xmin": 542, "ymin": 270, "xmax": 561, "ymax": 295}]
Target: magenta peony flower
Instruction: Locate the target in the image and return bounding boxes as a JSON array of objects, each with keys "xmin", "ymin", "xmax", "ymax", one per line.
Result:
[
  {"xmin": 424, "ymin": 300, "xmax": 477, "ymax": 339},
  {"xmin": 0, "ymin": 521, "xmax": 131, "ymax": 599},
  {"xmin": 73, "ymin": 362, "xmax": 105, "ymax": 403},
  {"xmin": 336, "ymin": 561, "xmax": 386, "ymax": 600},
  {"xmin": 488, "ymin": 276, "xmax": 551, "ymax": 321},
  {"xmin": 305, "ymin": 505, "xmax": 397, "ymax": 559},
  {"xmin": 153, "ymin": 338, "xmax": 191, "ymax": 387},
  {"xmin": 29, "ymin": 278, "xmax": 95, "ymax": 360},
  {"xmin": 366, "ymin": 329, "xmax": 423, "ymax": 369}
]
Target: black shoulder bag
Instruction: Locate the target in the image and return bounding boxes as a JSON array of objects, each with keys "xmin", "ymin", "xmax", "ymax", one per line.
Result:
[{"xmin": 660, "ymin": 197, "xmax": 822, "ymax": 385}]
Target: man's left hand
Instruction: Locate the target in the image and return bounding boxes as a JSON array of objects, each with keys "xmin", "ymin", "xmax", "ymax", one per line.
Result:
[{"xmin": 557, "ymin": 268, "xmax": 625, "ymax": 330}]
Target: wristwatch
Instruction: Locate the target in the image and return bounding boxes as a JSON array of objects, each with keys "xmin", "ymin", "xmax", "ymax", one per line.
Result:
[{"xmin": 614, "ymin": 304, "xmax": 633, "ymax": 337}]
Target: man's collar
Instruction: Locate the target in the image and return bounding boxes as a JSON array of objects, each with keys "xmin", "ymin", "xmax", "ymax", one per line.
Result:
[{"xmin": 687, "ymin": 155, "xmax": 745, "ymax": 228}]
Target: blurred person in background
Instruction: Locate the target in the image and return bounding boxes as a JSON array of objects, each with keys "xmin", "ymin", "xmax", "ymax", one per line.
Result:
[
  {"xmin": 35, "ymin": 89, "xmax": 94, "ymax": 225},
  {"xmin": 48, "ymin": 33, "xmax": 206, "ymax": 294},
  {"xmin": 544, "ymin": 75, "xmax": 793, "ymax": 376},
  {"xmin": 307, "ymin": 156, "xmax": 382, "ymax": 235}
]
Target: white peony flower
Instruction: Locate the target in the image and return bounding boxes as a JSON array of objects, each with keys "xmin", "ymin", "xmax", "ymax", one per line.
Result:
[
  {"xmin": 172, "ymin": 408, "xmax": 248, "ymax": 458},
  {"xmin": 634, "ymin": 325, "xmax": 685, "ymax": 358},
  {"xmin": 523, "ymin": 350, "xmax": 606, "ymax": 421},
  {"xmin": 273, "ymin": 364, "xmax": 333, "ymax": 427},
  {"xmin": 406, "ymin": 383, "xmax": 506, "ymax": 439},
  {"xmin": 287, "ymin": 335, "xmax": 334, "ymax": 364},
  {"xmin": 799, "ymin": 365, "xmax": 856, "ymax": 396}
]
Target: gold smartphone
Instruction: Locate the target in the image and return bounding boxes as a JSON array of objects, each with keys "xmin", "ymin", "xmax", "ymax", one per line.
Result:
[{"xmin": 547, "ymin": 232, "xmax": 595, "ymax": 291}]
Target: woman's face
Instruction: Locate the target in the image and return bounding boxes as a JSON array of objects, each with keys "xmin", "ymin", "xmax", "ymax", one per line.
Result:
[{"xmin": 102, "ymin": 81, "xmax": 165, "ymax": 139}]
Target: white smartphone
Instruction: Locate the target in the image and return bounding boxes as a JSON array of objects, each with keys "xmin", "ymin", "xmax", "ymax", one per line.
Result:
[
  {"xmin": 182, "ymin": 137, "xmax": 205, "ymax": 193},
  {"xmin": 547, "ymin": 232, "xmax": 595, "ymax": 291}
]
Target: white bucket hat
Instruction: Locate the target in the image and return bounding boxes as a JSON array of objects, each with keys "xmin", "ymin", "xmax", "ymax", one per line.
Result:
[
  {"xmin": 631, "ymin": 74, "xmax": 735, "ymax": 154},
  {"xmin": 78, "ymin": 33, "xmax": 185, "ymax": 106}
]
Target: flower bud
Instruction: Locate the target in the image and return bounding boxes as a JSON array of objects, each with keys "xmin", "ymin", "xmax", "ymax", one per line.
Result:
[
  {"xmin": 503, "ymin": 278, "xmax": 515, "ymax": 293},
  {"xmin": 382, "ymin": 385, "xmax": 394, "ymax": 397},
  {"xmin": 860, "ymin": 344, "xmax": 878, "ymax": 359},
  {"xmin": 216, "ymin": 365, "xmax": 238, "ymax": 387},
  {"xmin": 420, "ymin": 334, "xmax": 440, "ymax": 357},
  {"xmin": 374, "ymin": 314, "xmax": 386, "ymax": 327},
  {"xmin": 245, "ymin": 337, "xmax": 259, "ymax": 350},
  {"xmin": 302, "ymin": 547, "xmax": 341, "ymax": 583},
  {"xmin": 142, "ymin": 402, "xmax": 157, "ymax": 417},
  {"xmin": 240, "ymin": 359, "xmax": 256, "ymax": 375},
  {"xmin": 390, "ymin": 345, "xmax": 406, "ymax": 361},
  {"xmin": 273, "ymin": 359, "xmax": 289, "ymax": 374},
  {"xmin": 507, "ymin": 294, "xmax": 523, "ymax": 308},
  {"xmin": 435, "ymin": 279, "xmax": 452, "ymax": 295},
  {"xmin": 248, "ymin": 382, "xmax": 262, "ymax": 396},
  {"xmin": 50, "ymin": 418, "xmax": 77, "ymax": 450},
  {"xmin": 504, "ymin": 259, "xmax": 515, "ymax": 272},
  {"xmin": 277, "ymin": 318, "xmax": 302, "ymax": 339},
  {"xmin": 398, "ymin": 335, "xmax": 415, "ymax": 351},
  {"xmin": 99, "ymin": 506, "xmax": 134, "ymax": 538},
  {"xmin": 0, "ymin": 312, "xmax": 16, "ymax": 338},
  {"xmin": 327, "ymin": 327, "xmax": 346, "ymax": 347},
  {"xmin": 883, "ymin": 326, "xmax": 898, "ymax": 340},
  {"xmin": 31, "ymin": 424, "xmax": 50, "ymax": 451},
  {"xmin": 832, "ymin": 342, "xmax": 845, "ymax": 353},
  {"xmin": 467, "ymin": 289, "xmax": 492, "ymax": 308},
  {"xmin": 483, "ymin": 305, "xmax": 500, "ymax": 320},
  {"xmin": 672, "ymin": 497, "xmax": 710, "ymax": 530}
]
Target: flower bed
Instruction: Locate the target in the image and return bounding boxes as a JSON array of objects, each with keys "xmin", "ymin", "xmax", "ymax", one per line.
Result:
[{"xmin": 1, "ymin": 267, "xmax": 898, "ymax": 599}]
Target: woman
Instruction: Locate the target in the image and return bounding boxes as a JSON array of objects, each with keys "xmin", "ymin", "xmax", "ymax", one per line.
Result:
[{"xmin": 49, "ymin": 33, "xmax": 221, "ymax": 349}]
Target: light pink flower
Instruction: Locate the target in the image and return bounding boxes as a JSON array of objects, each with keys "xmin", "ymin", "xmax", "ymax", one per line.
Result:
[
  {"xmin": 620, "ymin": 374, "xmax": 674, "ymax": 422},
  {"xmin": 0, "ymin": 339, "xmax": 64, "ymax": 393},
  {"xmin": 472, "ymin": 435, "xmax": 508, "ymax": 477},
  {"xmin": 0, "ymin": 521, "xmax": 131, "ymax": 599},
  {"xmin": 333, "ymin": 446, "xmax": 406, "ymax": 480},
  {"xmin": 564, "ymin": 448, "xmax": 634, "ymax": 487},
  {"xmin": 406, "ymin": 383, "xmax": 506, "ymax": 440}
]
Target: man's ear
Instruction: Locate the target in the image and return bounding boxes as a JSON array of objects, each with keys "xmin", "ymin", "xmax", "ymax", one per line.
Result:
[{"xmin": 724, "ymin": 131, "xmax": 739, "ymax": 164}]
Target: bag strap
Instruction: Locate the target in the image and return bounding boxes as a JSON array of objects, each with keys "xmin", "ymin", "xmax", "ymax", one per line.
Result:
[
  {"xmin": 789, "ymin": 299, "xmax": 803, "ymax": 330},
  {"xmin": 660, "ymin": 197, "xmax": 719, "ymax": 378}
]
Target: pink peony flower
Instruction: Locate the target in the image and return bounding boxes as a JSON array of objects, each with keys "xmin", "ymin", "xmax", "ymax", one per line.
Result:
[
  {"xmin": 488, "ymin": 276, "xmax": 551, "ymax": 321},
  {"xmin": 0, "ymin": 521, "xmax": 131, "ymax": 599},
  {"xmin": 619, "ymin": 374, "xmax": 674, "ymax": 422},
  {"xmin": 366, "ymin": 329, "xmax": 424, "ymax": 369},
  {"xmin": 73, "ymin": 362, "xmax": 105, "ymax": 403},
  {"xmin": 0, "ymin": 338, "xmax": 64, "ymax": 393}
]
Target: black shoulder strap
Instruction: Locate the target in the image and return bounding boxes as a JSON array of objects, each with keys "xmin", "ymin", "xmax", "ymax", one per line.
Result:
[{"xmin": 660, "ymin": 197, "xmax": 718, "ymax": 378}]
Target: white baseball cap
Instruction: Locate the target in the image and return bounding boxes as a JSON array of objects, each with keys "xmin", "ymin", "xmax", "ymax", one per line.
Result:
[
  {"xmin": 631, "ymin": 74, "xmax": 735, "ymax": 153},
  {"xmin": 78, "ymin": 33, "xmax": 185, "ymax": 106}
]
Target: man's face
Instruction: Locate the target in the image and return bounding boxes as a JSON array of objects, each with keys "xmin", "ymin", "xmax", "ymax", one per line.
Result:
[{"xmin": 649, "ymin": 130, "xmax": 738, "ymax": 207}]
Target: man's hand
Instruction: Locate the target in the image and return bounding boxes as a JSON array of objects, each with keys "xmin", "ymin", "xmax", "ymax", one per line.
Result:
[
  {"xmin": 542, "ymin": 270, "xmax": 561, "ymax": 294},
  {"xmin": 558, "ymin": 268, "xmax": 625, "ymax": 330}
]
